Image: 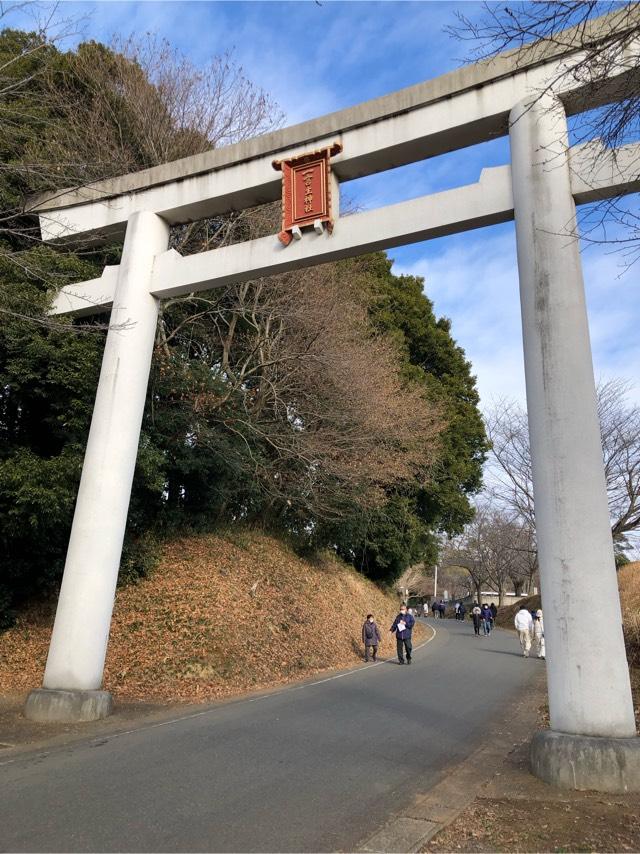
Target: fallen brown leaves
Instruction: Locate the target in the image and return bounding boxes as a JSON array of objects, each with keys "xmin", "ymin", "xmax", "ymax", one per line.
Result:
[
  {"xmin": 0, "ymin": 530, "xmax": 423, "ymax": 703},
  {"xmin": 425, "ymin": 795, "xmax": 640, "ymax": 853}
]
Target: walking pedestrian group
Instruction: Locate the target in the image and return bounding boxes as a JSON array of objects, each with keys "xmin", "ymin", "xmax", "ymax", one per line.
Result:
[
  {"xmin": 431, "ymin": 600, "xmax": 446, "ymax": 619},
  {"xmin": 360, "ymin": 598, "xmax": 545, "ymax": 664}
]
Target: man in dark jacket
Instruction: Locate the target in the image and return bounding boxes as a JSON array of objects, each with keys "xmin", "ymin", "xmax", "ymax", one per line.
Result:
[
  {"xmin": 362, "ymin": 614, "xmax": 382, "ymax": 662},
  {"xmin": 480, "ymin": 603, "xmax": 492, "ymax": 635},
  {"xmin": 390, "ymin": 604, "xmax": 415, "ymax": 665}
]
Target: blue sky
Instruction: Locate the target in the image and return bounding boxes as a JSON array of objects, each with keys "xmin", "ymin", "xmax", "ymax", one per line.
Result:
[{"xmin": 8, "ymin": 0, "xmax": 640, "ymax": 407}]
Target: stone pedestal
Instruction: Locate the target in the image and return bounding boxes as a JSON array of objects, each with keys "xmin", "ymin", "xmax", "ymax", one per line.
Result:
[
  {"xmin": 531, "ymin": 731, "xmax": 640, "ymax": 793},
  {"xmin": 25, "ymin": 688, "xmax": 113, "ymax": 723}
]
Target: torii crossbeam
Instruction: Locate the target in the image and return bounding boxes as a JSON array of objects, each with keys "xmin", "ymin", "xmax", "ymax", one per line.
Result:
[{"xmin": 25, "ymin": 9, "xmax": 640, "ymax": 793}]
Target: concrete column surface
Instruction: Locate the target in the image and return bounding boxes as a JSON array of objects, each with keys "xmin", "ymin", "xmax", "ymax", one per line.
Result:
[
  {"xmin": 28, "ymin": 211, "xmax": 169, "ymax": 715},
  {"xmin": 509, "ymin": 92, "xmax": 637, "ymax": 771}
]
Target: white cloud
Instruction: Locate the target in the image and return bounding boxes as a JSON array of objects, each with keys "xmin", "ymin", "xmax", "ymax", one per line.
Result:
[
  {"xmin": 392, "ymin": 224, "xmax": 640, "ymax": 409},
  {"xmin": 392, "ymin": 226, "xmax": 526, "ymax": 407}
]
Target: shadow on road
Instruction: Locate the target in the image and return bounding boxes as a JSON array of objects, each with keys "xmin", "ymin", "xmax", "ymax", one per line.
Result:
[{"xmin": 482, "ymin": 648, "xmax": 544, "ymax": 659}]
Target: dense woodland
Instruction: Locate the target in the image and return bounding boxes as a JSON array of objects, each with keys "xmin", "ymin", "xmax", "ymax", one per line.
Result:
[{"xmin": 0, "ymin": 29, "xmax": 488, "ymax": 627}]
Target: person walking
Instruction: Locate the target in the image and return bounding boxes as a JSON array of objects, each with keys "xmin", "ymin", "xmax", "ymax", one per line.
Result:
[
  {"xmin": 480, "ymin": 603, "xmax": 492, "ymax": 635},
  {"xmin": 423, "ymin": 602, "xmax": 429, "ymax": 618},
  {"xmin": 431, "ymin": 600, "xmax": 439, "ymax": 619},
  {"xmin": 514, "ymin": 603, "xmax": 534, "ymax": 657},
  {"xmin": 362, "ymin": 613, "xmax": 381, "ymax": 662},
  {"xmin": 438, "ymin": 600, "xmax": 446, "ymax": 620},
  {"xmin": 454, "ymin": 602, "xmax": 461, "ymax": 620},
  {"xmin": 489, "ymin": 602, "xmax": 497, "ymax": 624},
  {"xmin": 390, "ymin": 603, "xmax": 415, "ymax": 664},
  {"xmin": 533, "ymin": 609, "xmax": 545, "ymax": 659},
  {"xmin": 458, "ymin": 602, "xmax": 467, "ymax": 621},
  {"xmin": 471, "ymin": 603, "xmax": 482, "ymax": 636}
]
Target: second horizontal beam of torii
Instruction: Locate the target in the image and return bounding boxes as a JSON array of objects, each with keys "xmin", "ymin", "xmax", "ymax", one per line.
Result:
[{"xmin": 51, "ymin": 139, "xmax": 640, "ymax": 317}]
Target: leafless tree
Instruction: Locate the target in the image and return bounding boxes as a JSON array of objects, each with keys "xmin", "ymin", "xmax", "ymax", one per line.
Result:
[
  {"xmin": 29, "ymin": 34, "xmax": 282, "ymax": 192},
  {"xmin": 0, "ymin": 23, "xmax": 282, "ymax": 328},
  {"xmin": 447, "ymin": 2, "xmax": 640, "ymax": 265},
  {"xmin": 599, "ymin": 378, "xmax": 640, "ymax": 540},
  {"xmin": 485, "ymin": 379, "xmax": 640, "ymax": 553},
  {"xmin": 397, "ymin": 560, "xmax": 471, "ymax": 602},
  {"xmin": 507, "ymin": 522, "xmax": 538, "ymax": 596},
  {"xmin": 442, "ymin": 507, "xmax": 492, "ymax": 603},
  {"xmin": 153, "ymin": 261, "xmax": 444, "ymax": 523},
  {"xmin": 444, "ymin": 502, "xmax": 535, "ymax": 604}
]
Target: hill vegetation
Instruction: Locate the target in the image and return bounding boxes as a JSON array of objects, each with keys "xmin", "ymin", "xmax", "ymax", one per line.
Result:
[{"xmin": 0, "ymin": 530, "xmax": 427, "ymax": 702}]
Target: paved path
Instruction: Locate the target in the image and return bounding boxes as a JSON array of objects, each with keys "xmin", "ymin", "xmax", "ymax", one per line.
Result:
[{"xmin": 0, "ymin": 620, "xmax": 542, "ymax": 852}]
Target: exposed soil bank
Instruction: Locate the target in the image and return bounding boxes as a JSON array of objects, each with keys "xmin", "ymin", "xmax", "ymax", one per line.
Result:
[{"xmin": 0, "ymin": 530, "xmax": 423, "ymax": 703}]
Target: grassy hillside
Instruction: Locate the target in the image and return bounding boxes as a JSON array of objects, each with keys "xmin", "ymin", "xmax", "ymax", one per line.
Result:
[{"xmin": 0, "ymin": 531, "xmax": 425, "ymax": 703}]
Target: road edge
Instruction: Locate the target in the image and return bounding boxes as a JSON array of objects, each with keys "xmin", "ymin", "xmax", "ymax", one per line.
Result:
[{"xmin": 357, "ymin": 668, "xmax": 546, "ymax": 853}]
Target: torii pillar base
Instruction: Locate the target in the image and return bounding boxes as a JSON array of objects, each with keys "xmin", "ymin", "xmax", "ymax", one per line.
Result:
[
  {"xmin": 25, "ymin": 688, "xmax": 113, "ymax": 723},
  {"xmin": 531, "ymin": 731, "xmax": 640, "ymax": 793}
]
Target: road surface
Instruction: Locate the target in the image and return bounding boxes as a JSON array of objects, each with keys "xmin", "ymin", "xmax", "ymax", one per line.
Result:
[{"xmin": 0, "ymin": 619, "xmax": 542, "ymax": 852}]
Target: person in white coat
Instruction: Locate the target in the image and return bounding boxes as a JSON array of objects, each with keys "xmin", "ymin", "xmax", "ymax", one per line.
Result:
[
  {"xmin": 514, "ymin": 604, "xmax": 534, "ymax": 657},
  {"xmin": 533, "ymin": 609, "xmax": 545, "ymax": 659}
]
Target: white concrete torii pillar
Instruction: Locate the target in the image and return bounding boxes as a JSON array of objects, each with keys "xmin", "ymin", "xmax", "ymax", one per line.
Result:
[
  {"xmin": 510, "ymin": 93, "xmax": 639, "ymax": 791},
  {"xmin": 25, "ymin": 211, "xmax": 169, "ymax": 721}
]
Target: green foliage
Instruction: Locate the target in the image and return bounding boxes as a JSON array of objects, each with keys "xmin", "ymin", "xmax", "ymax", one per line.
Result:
[
  {"xmin": 0, "ymin": 248, "xmax": 103, "ymax": 619},
  {"xmin": 615, "ymin": 545, "xmax": 631, "ymax": 569}
]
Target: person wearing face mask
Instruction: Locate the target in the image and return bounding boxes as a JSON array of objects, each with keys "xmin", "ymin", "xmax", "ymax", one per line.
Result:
[
  {"xmin": 362, "ymin": 613, "xmax": 382, "ymax": 662},
  {"xmin": 390, "ymin": 603, "xmax": 415, "ymax": 665}
]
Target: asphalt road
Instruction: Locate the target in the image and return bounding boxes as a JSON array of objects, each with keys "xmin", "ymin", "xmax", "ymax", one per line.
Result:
[{"xmin": 0, "ymin": 619, "xmax": 542, "ymax": 853}]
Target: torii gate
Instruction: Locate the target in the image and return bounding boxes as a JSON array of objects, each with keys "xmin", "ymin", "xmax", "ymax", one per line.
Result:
[{"xmin": 25, "ymin": 11, "xmax": 640, "ymax": 792}]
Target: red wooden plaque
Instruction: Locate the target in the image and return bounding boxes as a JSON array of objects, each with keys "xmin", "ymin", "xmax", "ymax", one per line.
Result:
[{"xmin": 273, "ymin": 143, "xmax": 342, "ymax": 245}]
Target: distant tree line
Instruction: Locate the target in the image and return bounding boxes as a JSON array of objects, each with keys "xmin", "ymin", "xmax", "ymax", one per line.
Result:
[{"xmin": 0, "ymin": 26, "xmax": 487, "ymax": 627}]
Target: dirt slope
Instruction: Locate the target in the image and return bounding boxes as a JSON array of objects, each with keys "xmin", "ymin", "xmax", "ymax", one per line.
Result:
[{"xmin": 0, "ymin": 530, "xmax": 424, "ymax": 703}]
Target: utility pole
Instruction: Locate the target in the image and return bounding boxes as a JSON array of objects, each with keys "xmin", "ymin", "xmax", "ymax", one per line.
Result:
[{"xmin": 433, "ymin": 564, "xmax": 438, "ymax": 600}]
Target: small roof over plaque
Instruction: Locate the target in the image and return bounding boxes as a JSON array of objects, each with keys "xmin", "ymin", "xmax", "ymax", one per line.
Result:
[{"xmin": 272, "ymin": 143, "xmax": 342, "ymax": 246}]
